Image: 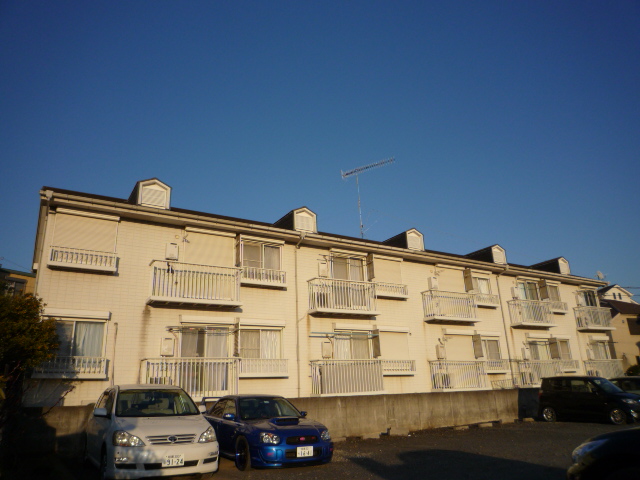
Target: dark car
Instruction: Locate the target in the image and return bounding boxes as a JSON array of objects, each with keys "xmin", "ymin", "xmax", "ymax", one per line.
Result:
[
  {"xmin": 567, "ymin": 426, "xmax": 640, "ymax": 480},
  {"xmin": 538, "ymin": 376, "xmax": 640, "ymax": 425},
  {"xmin": 205, "ymin": 394, "xmax": 333, "ymax": 470},
  {"xmin": 609, "ymin": 376, "xmax": 640, "ymax": 395}
]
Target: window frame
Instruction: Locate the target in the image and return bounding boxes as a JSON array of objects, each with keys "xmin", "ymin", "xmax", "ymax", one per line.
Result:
[
  {"xmin": 238, "ymin": 327, "xmax": 283, "ymax": 360},
  {"xmin": 55, "ymin": 319, "xmax": 106, "ymax": 358}
]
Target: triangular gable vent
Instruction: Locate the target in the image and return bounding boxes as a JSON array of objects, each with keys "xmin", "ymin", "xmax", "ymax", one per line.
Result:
[{"xmin": 130, "ymin": 179, "xmax": 171, "ymax": 209}]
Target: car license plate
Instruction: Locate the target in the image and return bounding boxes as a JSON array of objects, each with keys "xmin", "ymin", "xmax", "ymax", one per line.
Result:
[
  {"xmin": 297, "ymin": 446, "xmax": 313, "ymax": 457},
  {"xmin": 163, "ymin": 454, "xmax": 184, "ymax": 467}
]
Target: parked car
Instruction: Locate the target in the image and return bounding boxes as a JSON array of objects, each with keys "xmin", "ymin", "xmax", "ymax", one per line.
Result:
[
  {"xmin": 567, "ymin": 426, "xmax": 640, "ymax": 480},
  {"xmin": 205, "ymin": 394, "xmax": 333, "ymax": 470},
  {"xmin": 538, "ymin": 376, "xmax": 640, "ymax": 425},
  {"xmin": 609, "ymin": 376, "xmax": 640, "ymax": 395},
  {"xmin": 84, "ymin": 384, "xmax": 219, "ymax": 479}
]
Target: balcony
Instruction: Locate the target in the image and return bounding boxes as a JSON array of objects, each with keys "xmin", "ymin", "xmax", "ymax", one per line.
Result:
[
  {"xmin": 310, "ymin": 359, "xmax": 384, "ymax": 396},
  {"xmin": 422, "ymin": 290, "xmax": 478, "ymax": 324},
  {"xmin": 31, "ymin": 356, "xmax": 108, "ymax": 379},
  {"xmin": 147, "ymin": 261, "xmax": 242, "ymax": 308},
  {"xmin": 484, "ymin": 359, "xmax": 510, "ymax": 374},
  {"xmin": 508, "ymin": 300, "xmax": 555, "ymax": 328},
  {"xmin": 374, "ymin": 282, "xmax": 409, "ymax": 299},
  {"xmin": 47, "ymin": 246, "xmax": 117, "ymax": 273},
  {"xmin": 380, "ymin": 359, "xmax": 416, "ymax": 376},
  {"xmin": 548, "ymin": 300, "xmax": 568, "ymax": 314},
  {"xmin": 511, "ymin": 360, "xmax": 565, "ymax": 386},
  {"xmin": 473, "ymin": 293, "xmax": 500, "ymax": 308},
  {"xmin": 584, "ymin": 359, "xmax": 624, "ymax": 378},
  {"xmin": 241, "ymin": 266, "xmax": 286, "ymax": 288},
  {"xmin": 239, "ymin": 358, "xmax": 288, "ymax": 378},
  {"xmin": 308, "ymin": 278, "xmax": 379, "ymax": 316},
  {"xmin": 429, "ymin": 360, "xmax": 488, "ymax": 390},
  {"xmin": 140, "ymin": 357, "xmax": 239, "ymax": 401},
  {"xmin": 575, "ymin": 307, "xmax": 614, "ymax": 331}
]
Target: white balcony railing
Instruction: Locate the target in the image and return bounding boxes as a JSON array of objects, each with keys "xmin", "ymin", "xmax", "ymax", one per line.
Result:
[
  {"xmin": 310, "ymin": 359, "xmax": 384, "ymax": 396},
  {"xmin": 473, "ymin": 293, "xmax": 500, "ymax": 308},
  {"xmin": 508, "ymin": 300, "xmax": 554, "ymax": 327},
  {"xmin": 140, "ymin": 357, "xmax": 239, "ymax": 401},
  {"xmin": 558, "ymin": 359, "xmax": 580, "ymax": 372},
  {"xmin": 429, "ymin": 361, "xmax": 487, "ymax": 390},
  {"xmin": 374, "ymin": 282, "xmax": 409, "ymax": 299},
  {"xmin": 48, "ymin": 246, "xmax": 117, "ymax": 273},
  {"xmin": 512, "ymin": 360, "xmax": 565, "ymax": 386},
  {"xmin": 380, "ymin": 359, "xmax": 416, "ymax": 376},
  {"xmin": 147, "ymin": 261, "xmax": 242, "ymax": 307},
  {"xmin": 548, "ymin": 300, "xmax": 568, "ymax": 313},
  {"xmin": 575, "ymin": 307, "xmax": 614, "ymax": 331},
  {"xmin": 308, "ymin": 278, "xmax": 379, "ymax": 315},
  {"xmin": 584, "ymin": 359, "xmax": 624, "ymax": 378},
  {"xmin": 422, "ymin": 290, "xmax": 478, "ymax": 323},
  {"xmin": 241, "ymin": 266, "xmax": 286, "ymax": 287},
  {"xmin": 484, "ymin": 359, "xmax": 510, "ymax": 372},
  {"xmin": 239, "ymin": 358, "xmax": 288, "ymax": 377},
  {"xmin": 32, "ymin": 356, "xmax": 108, "ymax": 379}
]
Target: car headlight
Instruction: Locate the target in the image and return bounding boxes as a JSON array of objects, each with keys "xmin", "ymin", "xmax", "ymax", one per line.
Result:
[
  {"xmin": 260, "ymin": 432, "xmax": 280, "ymax": 444},
  {"xmin": 622, "ymin": 398, "xmax": 638, "ymax": 405},
  {"xmin": 113, "ymin": 430, "xmax": 145, "ymax": 447},
  {"xmin": 321, "ymin": 429, "xmax": 331, "ymax": 441},
  {"xmin": 198, "ymin": 426, "xmax": 217, "ymax": 443},
  {"xmin": 571, "ymin": 439, "xmax": 607, "ymax": 463}
]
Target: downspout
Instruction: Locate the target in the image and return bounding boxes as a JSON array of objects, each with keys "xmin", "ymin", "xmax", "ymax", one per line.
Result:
[
  {"xmin": 294, "ymin": 232, "xmax": 306, "ymax": 398},
  {"xmin": 495, "ymin": 267, "xmax": 517, "ymax": 385},
  {"xmin": 110, "ymin": 322, "xmax": 118, "ymax": 386}
]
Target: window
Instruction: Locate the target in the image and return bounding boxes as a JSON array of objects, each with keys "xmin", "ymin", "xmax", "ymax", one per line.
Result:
[
  {"xmin": 239, "ymin": 329, "xmax": 281, "ymax": 359},
  {"xmin": 181, "ymin": 326, "xmax": 230, "ymax": 357},
  {"xmin": 547, "ymin": 285, "xmax": 561, "ymax": 302},
  {"xmin": 56, "ymin": 320, "xmax": 105, "ymax": 358},
  {"xmin": 578, "ymin": 290, "xmax": 598, "ymax": 307},
  {"xmin": 331, "ymin": 256, "xmax": 365, "ymax": 281},
  {"xmin": 482, "ymin": 339, "xmax": 502, "ymax": 360},
  {"xmin": 334, "ymin": 331, "xmax": 374, "ymax": 359},
  {"xmin": 591, "ymin": 341, "xmax": 611, "ymax": 360},
  {"xmin": 528, "ymin": 340, "xmax": 551, "ymax": 360},
  {"xmin": 243, "ymin": 242, "xmax": 281, "ymax": 271},
  {"xmin": 518, "ymin": 281, "xmax": 539, "ymax": 300}
]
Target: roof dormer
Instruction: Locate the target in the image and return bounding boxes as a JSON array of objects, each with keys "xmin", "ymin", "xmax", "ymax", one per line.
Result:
[
  {"xmin": 129, "ymin": 178, "xmax": 171, "ymax": 209},
  {"xmin": 273, "ymin": 207, "xmax": 317, "ymax": 233},
  {"xmin": 382, "ymin": 228, "xmax": 424, "ymax": 251},
  {"xmin": 465, "ymin": 245, "xmax": 507, "ymax": 265}
]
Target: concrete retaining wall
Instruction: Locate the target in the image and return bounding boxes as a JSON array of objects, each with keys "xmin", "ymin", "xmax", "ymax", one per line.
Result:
[{"xmin": 5, "ymin": 389, "xmax": 530, "ymax": 458}]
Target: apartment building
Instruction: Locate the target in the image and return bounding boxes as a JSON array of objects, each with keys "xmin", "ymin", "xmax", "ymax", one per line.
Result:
[
  {"xmin": 25, "ymin": 179, "xmax": 622, "ymax": 407},
  {"xmin": 598, "ymin": 285, "xmax": 640, "ymax": 369}
]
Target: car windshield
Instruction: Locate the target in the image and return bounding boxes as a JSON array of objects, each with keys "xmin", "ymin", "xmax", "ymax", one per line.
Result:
[
  {"xmin": 238, "ymin": 397, "xmax": 301, "ymax": 420},
  {"xmin": 116, "ymin": 389, "xmax": 200, "ymax": 417},
  {"xmin": 591, "ymin": 378, "xmax": 624, "ymax": 394}
]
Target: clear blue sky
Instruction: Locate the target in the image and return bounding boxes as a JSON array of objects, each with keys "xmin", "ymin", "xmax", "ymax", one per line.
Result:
[{"xmin": 1, "ymin": 1, "xmax": 638, "ymax": 291}]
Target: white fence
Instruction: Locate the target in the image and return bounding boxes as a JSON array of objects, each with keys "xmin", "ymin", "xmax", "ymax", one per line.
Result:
[
  {"xmin": 48, "ymin": 246, "xmax": 117, "ymax": 271},
  {"xmin": 429, "ymin": 360, "xmax": 487, "ymax": 390},
  {"xmin": 422, "ymin": 291, "xmax": 477, "ymax": 320},
  {"xmin": 575, "ymin": 307, "xmax": 613, "ymax": 329},
  {"xmin": 140, "ymin": 357, "xmax": 239, "ymax": 401},
  {"xmin": 584, "ymin": 359, "xmax": 624, "ymax": 378},
  {"xmin": 241, "ymin": 266, "xmax": 286, "ymax": 286},
  {"xmin": 149, "ymin": 261, "xmax": 241, "ymax": 304},
  {"xmin": 308, "ymin": 278, "xmax": 377, "ymax": 313},
  {"xmin": 310, "ymin": 359, "xmax": 384, "ymax": 396},
  {"xmin": 508, "ymin": 300, "xmax": 553, "ymax": 326},
  {"xmin": 32, "ymin": 356, "xmax": 108, "ymax": 379}
]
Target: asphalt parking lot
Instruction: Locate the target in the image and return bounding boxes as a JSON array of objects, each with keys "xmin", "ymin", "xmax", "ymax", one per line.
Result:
[{"xmin": 1, "ymin": 420, "xmax": 630, "ymax": 480}]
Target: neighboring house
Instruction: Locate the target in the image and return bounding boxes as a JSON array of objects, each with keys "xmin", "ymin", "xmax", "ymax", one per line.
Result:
[
  {"xmin": 598, "ymin": 285, "xmax": 640, "ymax": 370},
  {"xmin": 0, "ymin": 265, "xmax": 35, "ymax": 296},
  {"xmin": 25, "ymin": 179, "xmax": 620, "ymax": 407}
]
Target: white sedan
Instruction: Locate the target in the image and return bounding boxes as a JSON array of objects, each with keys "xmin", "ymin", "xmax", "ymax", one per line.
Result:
[{"xmin": 85, "ymin": 384, "xmax": 219, "ymax": 479}]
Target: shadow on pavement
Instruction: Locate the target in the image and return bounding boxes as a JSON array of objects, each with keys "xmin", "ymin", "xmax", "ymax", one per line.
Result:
[{"xmin": 349, "ymin": 448, "xmax": 565, "ymax": 480}]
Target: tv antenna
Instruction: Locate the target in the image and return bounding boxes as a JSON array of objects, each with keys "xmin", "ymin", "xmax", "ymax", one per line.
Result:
[{"xmin": 341, "ymin": 157, "xmax": 395, "ymax": 238}]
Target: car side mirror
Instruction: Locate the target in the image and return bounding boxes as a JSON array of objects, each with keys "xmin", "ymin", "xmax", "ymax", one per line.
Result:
[
  {"xmin": 198, "ymin": 405, "xmax": 207, "ymax": 413},
  {"xmin": 300, "ymin": 411, "xmax": 308, "ymax": 418},
  {"xmin": 222, "ymin": 413, "xmax": 236, "ymax": 421},
  {"xmin": 93, "ymin": 407, "xmax": 108, "ymax": 417}
]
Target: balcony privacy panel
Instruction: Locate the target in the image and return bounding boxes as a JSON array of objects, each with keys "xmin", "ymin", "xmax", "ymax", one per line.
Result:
[{"xmin": 53, "ymin": 213, "xmax": 116, "ymax": 252}]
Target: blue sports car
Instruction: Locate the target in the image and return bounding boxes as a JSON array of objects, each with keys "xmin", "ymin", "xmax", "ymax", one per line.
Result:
[{"xmin": 204, "ymin": 394, "xmax": 333, "ymax": 470}]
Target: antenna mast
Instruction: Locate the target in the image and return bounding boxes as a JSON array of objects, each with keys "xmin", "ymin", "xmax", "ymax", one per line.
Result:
[{"xmin": 341, "ymin": 157, "xmax": 395, "ymax": 238}]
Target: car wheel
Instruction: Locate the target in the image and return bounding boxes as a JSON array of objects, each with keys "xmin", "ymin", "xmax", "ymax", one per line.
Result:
[
  {"xmin": 609, "ymin": 408, "xmax": 627, "ymax": 425},
  {"xmin": 541, "ymin": 406, "xmax": 557, "ymax": 422},
  {"xmin": 235, "ymin": 436, "xmax": 252, "ymax": 471}
]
